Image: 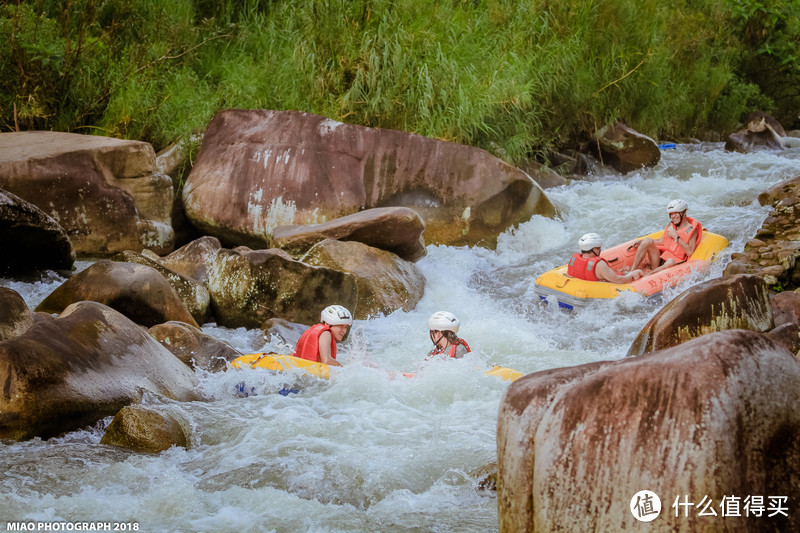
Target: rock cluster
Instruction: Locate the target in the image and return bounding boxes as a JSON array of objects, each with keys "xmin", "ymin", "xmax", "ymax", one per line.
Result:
[
  {"xmin": 724, "ymin": 175, "xmax": 800, "ymax": 288},
  {"xmin": 0, "ymin": 118, "xmax": 469, "ymax": 446},
  {"xmin": 0, "ymin": 131, "xmax": 174, "ymax": 256},
  {"xmin": 0, "ymin": 300, "xmax": 198, "ymax": 441}
]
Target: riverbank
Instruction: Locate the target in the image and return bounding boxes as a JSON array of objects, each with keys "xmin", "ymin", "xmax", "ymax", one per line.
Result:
[{"xmin": 3, "ymin": 1, "xmax": 798, "ymax": 165}]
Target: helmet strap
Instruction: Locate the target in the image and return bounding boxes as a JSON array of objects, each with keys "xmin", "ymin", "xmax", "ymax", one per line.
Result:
[{"xmin": 430, "ymin": 330, "xmax": 446, "ymax": 347}]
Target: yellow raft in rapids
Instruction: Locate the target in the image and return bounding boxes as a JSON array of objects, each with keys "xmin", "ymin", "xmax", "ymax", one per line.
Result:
[
  {"xmin": 231, "ymin": 353, "xmax": 524, "ymax": 382},
  {"xmin": 534, "ymin": 229, "xmax": 729, "ymax": 311},
  {"xmin": 231, "ymin": 353, "xmax": 333, "ymax": 379}
]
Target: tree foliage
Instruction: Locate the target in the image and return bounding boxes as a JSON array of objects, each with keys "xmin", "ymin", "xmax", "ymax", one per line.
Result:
[{"xmin": 1, "ymin": 0, "xmax": 797, "ymax": 162}]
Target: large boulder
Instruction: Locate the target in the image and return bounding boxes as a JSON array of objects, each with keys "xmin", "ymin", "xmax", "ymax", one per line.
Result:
[
  {"xmin": 36, "ymin": 260, "xmax": 199, "ymax": 328},
  {"xmin": 160, "ymin": 236, "xmax": 223, "ymax": 284},
  {"xmin": 273, "ymin": 206, "xmax": 427, "ymax": 262},
  {"xmin": 0, "ymin": 301, "xmax": 198, "ymax": 440},
  {"xmin": 0, "ymin": 188, "xmax": 75, "ymax": 274},
  {"xmin": 591, "ymin": 121, "xmax": 661, "ymax": 174},
  {"xmin": 746, "ymin": 111, "xmax": 787, "ymax": 137},
  {"xmin": 518, "ymin": 160, "xmax": 567, "ymax": 189},
  {"xmin": 183, "ymin": 109, "xmax": 554, "ymax": 248},
  {"xmin": 770, "ymin": 290, "xmax": 800, "ymax": 327},
  {"xmin": 156, "ymin": 139, "xmax": 194, "ymax": 178},
  {"xmin": 627, "ymin": 274, "xmax": 773, "ymax": 356},
  {"xmin": 758, "ymin": 175, "xmax": 800, "ymax": 207},
  {"xmin": 0, "ymin": 287, "xmax": 34, "ymax": 341},
  {"xmin": 148, "ymin": 321, "xmax": 240, "ymax": 372},
  {"xmin": 261, "ymin": 318, "xmax": 309, "ymax": 348},
  {"xmin": 100, "ymin": 405, "xmax": 189, "ymax": 453},
  {"xmin": 156, "ymin": 139, "xmax": 203, "ymax": 248},
  {"xmin": 119, "ymin": 250, "xmax": 211, "ymax": 325},
  {"xmin": 206, "ymin": 247, "xmax": 358, "ymax": 328},
  {"xmin": 304, "ymin": 239, "xmax": 425, "ymax": 320},
  {"xmin": 725, "ymin": 112, "xmax": 787, "ymax": 153},
  {"xmin": 0, "ymin": 131, "xmax": 174, "ymax": 256},
  {"xmin": 765, "ymin": 322, "xmax": 800, "ymax": 356},
  {"xmin": 497, "ymin": 330, "xmax": 800, "ymax": 532},
  {"xmin": 547, "ymin": 149, "xmax": 604, "ymax": 178}
]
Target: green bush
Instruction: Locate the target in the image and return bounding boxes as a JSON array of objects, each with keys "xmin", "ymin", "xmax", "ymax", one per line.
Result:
[
  {"xmin": 1, "ymin": 0, "xmax": 797, "ymax": 159},
  {"xmin": 726, "ymin": 0, "xmax": 800, "ymax": 126}
]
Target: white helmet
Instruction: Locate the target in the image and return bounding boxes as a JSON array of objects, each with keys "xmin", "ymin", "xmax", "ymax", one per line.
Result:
[
  {"xmin": 667, "ymin": 199, "xmax": 688, "ymax": 213},
  {"xmin": 578, "ymin": 233, "xmax": 603, "ymax": 252},
  {"xmin": 428, "ymin": 311, "xmax": 460, "ymax": 333},
  {"xmin": 321, "ymin": 305, "xmax": 353, "ymax": 326}
]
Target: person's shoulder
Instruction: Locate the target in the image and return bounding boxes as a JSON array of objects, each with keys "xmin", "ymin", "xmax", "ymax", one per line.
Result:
[
  {"xmin": 594, "ymin": 256, "xmax": 611, "ymax": 268},
  {"xmin": 453, "ymin": 343, "xmax": 470, "ymax": 358}
]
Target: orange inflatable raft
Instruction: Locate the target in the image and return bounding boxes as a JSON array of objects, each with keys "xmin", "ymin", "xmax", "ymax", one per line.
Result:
[{"xmin": 534, "ymin": 229, "xmax": 729, "ymax": 311}]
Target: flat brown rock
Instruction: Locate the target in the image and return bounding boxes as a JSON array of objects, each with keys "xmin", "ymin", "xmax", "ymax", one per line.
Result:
[
  {"xmin": 0, "ymin": 131, "xmax": 174, "ymax": 256},
  {"xmin": 273, "ymin": 206, "xmax": 426, "ymax": 262},
  {"xmin": 36, "ymin": 260, "xmax": 199, "ymax": 328}
]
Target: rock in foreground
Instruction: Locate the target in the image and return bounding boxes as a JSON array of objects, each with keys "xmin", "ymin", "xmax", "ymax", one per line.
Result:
[{"xmin": 498, "ymin": 330, "xmax": 800, "ymax": 532}]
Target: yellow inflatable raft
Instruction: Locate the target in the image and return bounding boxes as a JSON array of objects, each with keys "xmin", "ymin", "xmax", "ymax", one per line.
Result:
[
  {"xmin": 534, "ymin": 229, "xmax": 729, "ymax": 311},
  {"xmin": 231, "ymin": 353, "xmax": 333, "ymax": 379},
  {"xmin": 231, "ymin": 353, "xmax": 524, "ymax": 382}
]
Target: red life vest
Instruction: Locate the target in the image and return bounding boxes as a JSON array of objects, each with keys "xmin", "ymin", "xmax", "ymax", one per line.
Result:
[
  {"xmin": 566, "ymin": 252, "xmax": 609, "ymax": 282},
  {"xmin": 293, "ymin": 323, "xmax": 336, "ymax": 363},
  {"xmin": 660, "ymin": 216, "xmax": 702, "ymax": 263},
  {"xmin": 428, "ymin": 339, "xmax": 471, "ymax": 359}
]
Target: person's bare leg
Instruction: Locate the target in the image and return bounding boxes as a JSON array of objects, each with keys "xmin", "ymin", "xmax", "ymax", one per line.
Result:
[
  {"xmin": 649, "ymin": 258, "xmax": 677, "ymax": 275},
  {"xmin": 632, "ymin": 238, "xmax": 659, "ymax": 271},
  {"xmin": 646, "ymin": 247, "xmax": 661, "ymax": 273}
]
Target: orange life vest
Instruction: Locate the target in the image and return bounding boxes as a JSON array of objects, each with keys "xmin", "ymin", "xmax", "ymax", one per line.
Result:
[
  {"xmin": 660, "ymin": 216, "xmax": 702, "ymax": 263},
  {"xmin": 428, "ymin": 339, "xmax": 471, "ymax": 359},
  {"xmin": 566, "ymin": 252, "xmax": 609, "ymax": 282},
  {"xmin": 293, "ymin": 323, "xmax": 336, "ymax": 363}
]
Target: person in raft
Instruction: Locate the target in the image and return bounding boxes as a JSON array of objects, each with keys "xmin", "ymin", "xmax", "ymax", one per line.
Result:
[
  {"xmin": 567, "ymin": 233, "xmax": 644, "ymax": 283},
  {"xmin": 629, "ymin": 199, "xmax": 702, "ymax": 275},
  {"xmin": 426, "ymin": 311, "xmax": 471, "ymax": 360},
  {"xmin": 293, "ymin": 305, "xmax": 353, "ymax": 367}
]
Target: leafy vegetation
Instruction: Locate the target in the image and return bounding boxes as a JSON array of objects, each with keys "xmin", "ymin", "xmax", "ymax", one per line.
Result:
[{"xmin": 1, "ymin": 0, "xmax": 798, "ymax": 163}]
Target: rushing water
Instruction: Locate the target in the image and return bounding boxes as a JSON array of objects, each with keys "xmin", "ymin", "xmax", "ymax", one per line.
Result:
[{"xmin": 2, "ymin": 141, "xmax": 800, "ymax": 533}]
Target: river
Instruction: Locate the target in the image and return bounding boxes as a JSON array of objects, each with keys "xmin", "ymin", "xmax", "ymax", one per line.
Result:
[{"xmin": 1, "ymin": 140, "xmax": 799, "ymax": 532}]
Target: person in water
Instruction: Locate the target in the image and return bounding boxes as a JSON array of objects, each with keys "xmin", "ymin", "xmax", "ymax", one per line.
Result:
[
  {"xmin": 426, "ymin": 311, "xmax": 471, "ymax": 359},
  {"xmin": 293, "ymin": 305, "xmax": 352, "ymax": 367},
  {"xmin": 567, "ymin": 233, "xmax": 644, "ymax": 283},
  {"xmin": 630, "ymin": 199, "xmax": 702, "ymax": 274}
]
